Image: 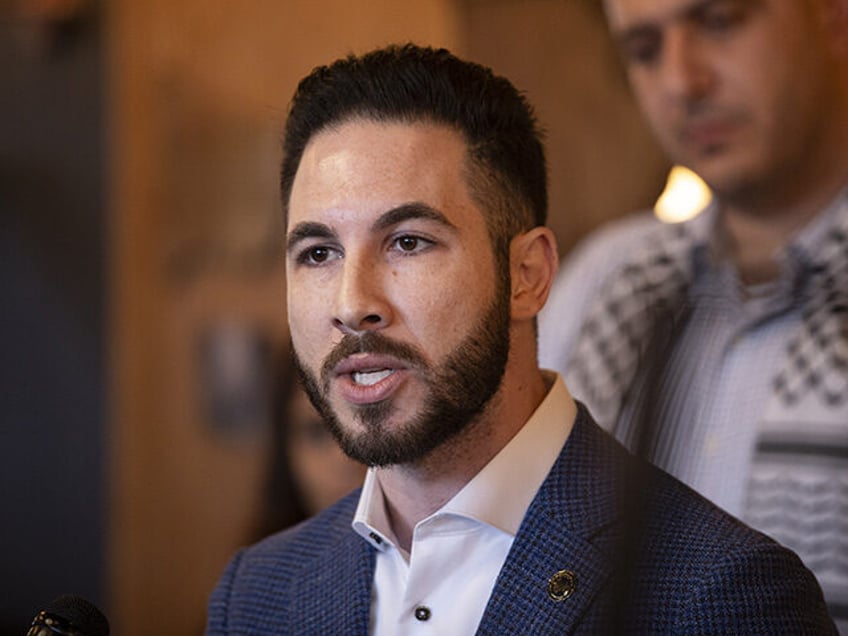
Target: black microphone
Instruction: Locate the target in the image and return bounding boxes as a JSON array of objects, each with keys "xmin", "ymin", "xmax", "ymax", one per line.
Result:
[{"xmin": 26, "ymin": 595, "xmax": 109, "ymax": 636}]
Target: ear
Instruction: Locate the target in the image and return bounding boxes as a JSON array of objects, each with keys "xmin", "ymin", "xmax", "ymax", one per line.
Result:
[{"xmin": 509, "ymin": 227, "xmax": 559, "ymax": 321}]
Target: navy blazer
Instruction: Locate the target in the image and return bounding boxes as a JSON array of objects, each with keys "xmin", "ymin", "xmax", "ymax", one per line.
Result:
[{"xmin": 206, "ymin": 406, "xmax": 835, "ymax": 634}]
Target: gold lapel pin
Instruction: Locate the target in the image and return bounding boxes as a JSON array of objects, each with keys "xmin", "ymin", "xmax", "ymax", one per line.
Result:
[{"xmin": 547, "ymin": 569, "xmax": 577, "ymax": 602}]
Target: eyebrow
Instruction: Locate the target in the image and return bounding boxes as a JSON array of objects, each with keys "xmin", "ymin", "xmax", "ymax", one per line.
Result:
[
  {"xmin": 286, "ymin": 221, "xmax": 337, "ymax": 254},
  {"xmin": 286, "ymin": 201, "xmax": 457, "ymax": 254},
  {"xmin": 372, "ymin": 202, "xmax": 457, "ymax": 233},
  {"xmin": 613, "ymin": 0, "xmax": 717, "ymax": 40}
]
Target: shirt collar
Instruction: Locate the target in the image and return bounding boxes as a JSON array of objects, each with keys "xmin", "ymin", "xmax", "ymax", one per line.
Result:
[
  {"xmin": 786, "ymin": 186, "xmax": 848, "ymax": 264},
  {"xmin": 352, "ymin": 371, "xmax": 576, "ymax": 551},
  {"xmin": 352, "ymin": 469, "xmax": 394, "ymax": 551},
  {"xmin": 689, "ymin": 187, "xmax": 848, "ymax": 288}
]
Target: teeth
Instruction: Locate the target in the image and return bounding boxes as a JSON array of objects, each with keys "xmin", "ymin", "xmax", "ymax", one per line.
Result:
[{"xmin": 352, "ymin": 369, "xmax": 393, "ymax": 386}]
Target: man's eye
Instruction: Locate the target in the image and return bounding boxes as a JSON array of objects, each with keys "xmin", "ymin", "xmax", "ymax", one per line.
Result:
[
  {"xmin": 298, "ymin": 245, "xmax": 338, "ymax": 265},
  {"xmin": 397, "ymin": 236, "xmax": 419, "ymax": 251},
  {"xmin": 309, "ymin": 246, "xmax": 330, "ymax": 262},
  {"xmin": 392, "ymin": 235, "xmax": 432, "ymax": 253},
  {"xmin": 620, "ymin": 34, "xmax": 662, "ymax": 67},
  {"xmin": 698, "ymin": 2, "xmax": 747, "ymax": 33},
  {"xmin": 628, "ymin": 44, "xmax": 659, "ymax": 66}
]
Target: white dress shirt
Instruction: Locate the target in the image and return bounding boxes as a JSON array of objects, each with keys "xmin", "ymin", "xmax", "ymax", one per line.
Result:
[{"xmin": 352, "ymin": 372, "xmax": 575, "ymax": 635}]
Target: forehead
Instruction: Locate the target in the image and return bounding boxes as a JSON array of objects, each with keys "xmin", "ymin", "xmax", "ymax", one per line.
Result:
[
  {"xmin": 605, "ymin": 0, "xmax": 761, "ymax": 30},
  {"xmin": 288, "ymin": 119, "xmax": 479, "ymax": 227}
]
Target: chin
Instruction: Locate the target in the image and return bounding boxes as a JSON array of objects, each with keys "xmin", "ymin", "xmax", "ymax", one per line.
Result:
[{"xmin": 685, "ymin": 159, "xmax": 742, "ymax": 195}]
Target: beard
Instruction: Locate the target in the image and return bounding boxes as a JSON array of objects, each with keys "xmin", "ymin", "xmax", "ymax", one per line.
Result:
[{"xmin": 292, "ymin": 279, "xmax": 511, "ymax": 467}]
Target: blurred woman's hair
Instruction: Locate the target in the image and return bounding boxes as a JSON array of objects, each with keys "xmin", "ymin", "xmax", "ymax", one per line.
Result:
[{"xmin": 251, "ymin": 348, "xmax": 312, "ymax": 539}]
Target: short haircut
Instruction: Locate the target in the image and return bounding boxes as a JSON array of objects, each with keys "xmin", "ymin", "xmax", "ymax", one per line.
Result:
[{"xmin": 280, "ymin": 43, "xmax": 548, "ymax": 254}]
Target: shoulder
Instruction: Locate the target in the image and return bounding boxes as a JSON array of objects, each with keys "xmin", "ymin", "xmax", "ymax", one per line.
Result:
[
  {"xmin": 551, "ymin": 211, "xmax": 665, "ymax": 301},
  {"xmin": 622, "ymin": 450, "xmax": 834, "ymax": 631},
  {"xmin": 563, "ymin": 211, "xmax": 665, "ymax": 271},
  {"xmin": 206, "ymin": 491, "xmax": 363, "ymax": 631},
  {"xmin": 248, "ymin": 489, "xmax": 361, "ymax": 563},
  {"xmin": 550, "ymin": 414, "xmax": 835, "ymax": 632},
  {"xmin": 636, "ymin": 469, "xmax": 834, "ymax": 632},
  {"xmin": 538, "ymin": 211, "xmax": 666, "ymax": 371}
]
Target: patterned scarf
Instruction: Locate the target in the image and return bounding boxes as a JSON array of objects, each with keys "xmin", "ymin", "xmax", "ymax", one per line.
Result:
[{"xmin": 567, "ymin": 199, "xmax": 848, "ymax": 434}]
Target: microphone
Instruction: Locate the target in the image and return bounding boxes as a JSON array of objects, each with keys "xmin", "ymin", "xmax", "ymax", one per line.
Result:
[{"xmin": 26, "ymin": 595, "xmax": 109, "ymax": 636}]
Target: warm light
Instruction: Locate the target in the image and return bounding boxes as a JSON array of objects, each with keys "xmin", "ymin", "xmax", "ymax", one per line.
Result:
[{"xmin": 654, "ymin": 166, "xmax": 711, "ymax": 223}]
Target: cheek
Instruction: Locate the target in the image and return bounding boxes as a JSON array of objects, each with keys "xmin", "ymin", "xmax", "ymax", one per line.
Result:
[
  {"xmin": 399, "ymin": 263, "xmax": 495, "ymax": 346},
  {"xmin": 628, "ymin": 72, "xmax": 660, "ymax": 108},
  {"xmin": 625, "ymin": 76, "xmax": 673, "ymax": 135},
  {"xmin": 288, "ymin": 317, "xmax": 328, "ymax": 379},
  {"xmin": 287, "ymin": 280, "xmax": 329, "ymax": 357},
  {"xmin": 642, "ymin": 96, "xmax": 677, "ymax": 140},
  {"xmin": 287, "ymin": 309, "xmax": 310, "ymax": 351}
]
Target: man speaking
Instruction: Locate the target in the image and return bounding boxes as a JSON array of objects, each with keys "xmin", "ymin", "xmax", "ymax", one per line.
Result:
[{"xmin": 206, "ymin": 44, "xmax": 834, "ymax": 634}]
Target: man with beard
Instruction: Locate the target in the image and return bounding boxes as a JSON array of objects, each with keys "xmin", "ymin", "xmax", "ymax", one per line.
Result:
[
  {"xmin": 206, "ymin": 44, "xmax": 835, "ymax": 634},
  {"xmin": 538, "ymin": 0, "xmax": 848, "ymax": 628}
]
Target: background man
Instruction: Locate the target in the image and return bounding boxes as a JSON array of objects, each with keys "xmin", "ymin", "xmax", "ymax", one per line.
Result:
[
  {"xmin": 206, "ymin": 44, "xmax": 834, "ymax": 634},
  {"xmin": 539, "ymin": 0, "xmax": 848, "ymax": 628}
]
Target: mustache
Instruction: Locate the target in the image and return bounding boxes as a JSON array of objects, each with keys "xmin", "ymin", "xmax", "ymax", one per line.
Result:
[
  {"xmin": 678, "ymin": 103, "xmax": 742, "ymax": 128},
  {"xmin": 320, "ymin": 332, "xmax": 429, "ymax": 383}
]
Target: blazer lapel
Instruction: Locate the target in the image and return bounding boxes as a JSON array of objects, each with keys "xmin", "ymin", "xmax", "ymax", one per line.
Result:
[{"xmin": 476, "ymin": 407, "xmax": 625, "ymax": 635}]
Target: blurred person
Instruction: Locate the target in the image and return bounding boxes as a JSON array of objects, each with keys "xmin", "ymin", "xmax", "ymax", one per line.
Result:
[
  {"xmin": 539, "ymin": 0, "xmax": 848, "ymax": 627},
  {"xmin": 253, "ymin": 349, "xmax": 366, "ymax": 538},
  {"xmin": 206, "ymin": 44, "xmax": 835, "ymax": 634}
]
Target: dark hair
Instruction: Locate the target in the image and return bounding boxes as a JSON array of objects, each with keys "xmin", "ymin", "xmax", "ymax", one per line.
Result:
[{"xmin": 280, "ymin": 43, "xmax": 548, "ymax": 253}]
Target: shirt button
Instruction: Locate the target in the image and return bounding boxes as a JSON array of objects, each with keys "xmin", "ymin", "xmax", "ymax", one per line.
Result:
[{"xmin": 414, "ymin": 606, "xmax": 431, "ymax": 621}]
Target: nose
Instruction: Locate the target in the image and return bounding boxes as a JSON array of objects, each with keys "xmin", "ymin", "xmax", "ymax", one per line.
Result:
[
  {"xmin": 660, "ymin": 27, "xmax": 713, "ymax": 102},
  {"xmin": 332, "ymin": 255, "xmax": 391, "ymax": 334}
]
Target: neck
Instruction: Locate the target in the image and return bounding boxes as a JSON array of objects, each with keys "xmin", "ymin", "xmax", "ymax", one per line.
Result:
[
  {"xmin": 719, "ymin": 145, "xmax": 848, "ymax": 286},
  {"xmin": 375, "ymin": 339, "xmax": 548, "ymax": 552},
  {"xmin": 716, "ymin": 65, "xmax": 848, "ymax": 283},
  {"xmin": 718, "ymin": 201, "xmax": 820, "ymax": 284}
]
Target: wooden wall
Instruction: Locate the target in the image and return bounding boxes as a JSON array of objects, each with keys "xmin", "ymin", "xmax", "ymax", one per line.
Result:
[
  {"xmin": 107, "ymin": 1, "xmax": 666, "ymax": 634},
  {"xmin": 108, "ymin": 2, "xmax": 461, "ymax": 634},
  {"xmin": 463, "ymin": 0, "xmax": 668, "ymax": 256}
]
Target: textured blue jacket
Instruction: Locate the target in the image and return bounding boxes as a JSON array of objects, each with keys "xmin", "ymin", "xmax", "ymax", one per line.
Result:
[{"xmin": 206, "ymin": 406, "xmax": 836, "ymax": 634}]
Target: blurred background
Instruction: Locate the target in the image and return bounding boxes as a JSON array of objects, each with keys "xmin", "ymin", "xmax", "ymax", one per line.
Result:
[{"xmin": 0, "ymin": 0, "xmax": 671, "ymax": 633}]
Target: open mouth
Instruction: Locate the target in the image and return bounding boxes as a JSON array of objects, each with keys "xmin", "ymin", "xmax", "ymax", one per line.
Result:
[
  {"xmin": 329, "ymin": 351, "xmax": 414, "ymax": 405},
  {"xmin": 352, "ymin": 369, "xmax": 394, "ymax": 386}
]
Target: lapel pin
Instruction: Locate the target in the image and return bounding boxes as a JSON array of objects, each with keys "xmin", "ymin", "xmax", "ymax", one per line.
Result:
[{"xmin": 547, "ymin": 569, "xmax": 577, "ymax": 602}]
